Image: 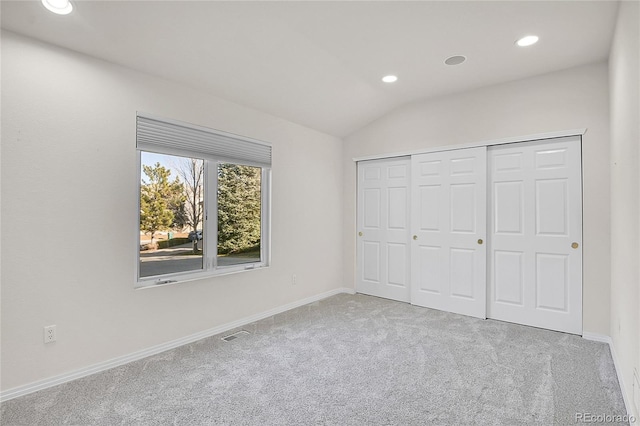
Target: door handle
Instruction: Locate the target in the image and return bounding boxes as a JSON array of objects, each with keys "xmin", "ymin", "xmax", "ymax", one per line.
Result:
[
  {"xmin": 413, "ymin": 235, "xmax": 418, "ymax": 240},
  {"xmin": 571, "ymin": 242, "xmax": 579, "ymax": 249},
  {"xmin": 358, "ymin": 232, "xmax": 363, "ymax": 237},
  {"xmin": 477, "ymin": 239, "xmax": 483, "ymax": 245}
]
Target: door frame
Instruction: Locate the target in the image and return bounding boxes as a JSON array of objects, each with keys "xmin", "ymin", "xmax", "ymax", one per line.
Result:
[{"xmin": 352, "ymin": 129, "xmax": 586, "ymax": 163}]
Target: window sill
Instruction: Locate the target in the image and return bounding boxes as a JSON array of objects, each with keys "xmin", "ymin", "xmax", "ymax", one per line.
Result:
[{"xmin": 135, "ymin": 263, "xmax": 269, "ymax": 290}]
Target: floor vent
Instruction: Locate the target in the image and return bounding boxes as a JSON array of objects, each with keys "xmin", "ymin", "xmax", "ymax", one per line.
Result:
[{"xmin": 221, "ymin": 330, "xmax": 250, "ymax": 342}]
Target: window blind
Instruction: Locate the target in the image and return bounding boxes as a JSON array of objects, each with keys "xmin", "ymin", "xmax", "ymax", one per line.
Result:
[{"xmin": 136, "ymin": 114, "xmax": 272, "ymax": 167}]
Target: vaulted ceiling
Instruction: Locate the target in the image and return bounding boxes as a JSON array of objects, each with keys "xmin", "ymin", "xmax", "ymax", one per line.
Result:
[{"xmin": 1, "ymin": 1, "xmax": 619, "ymax": 137}]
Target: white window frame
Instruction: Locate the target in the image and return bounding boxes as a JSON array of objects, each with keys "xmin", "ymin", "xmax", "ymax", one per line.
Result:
[{"xmin": 135, "ymin": 113, "xmax": 271, "ymax": 289}]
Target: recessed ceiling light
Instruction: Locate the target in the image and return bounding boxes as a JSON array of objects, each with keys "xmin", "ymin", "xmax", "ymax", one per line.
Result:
[
  {"xmin": 382, "ymin": 75, "xmax": 398, "ymax": 83},
  {"xmin": 444, "ymin": 55, "xmax": 466, "ymax": 66},
  {"xmin": 42, "ymin": 0, "xmax": 73, "ymax": 15},
  {"xmin": 516, "ymin": 35, "xmax": 539, "ymax": 47}
]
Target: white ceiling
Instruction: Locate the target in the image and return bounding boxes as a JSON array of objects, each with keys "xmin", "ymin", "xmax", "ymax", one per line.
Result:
[{"xmin": 1, "ymin": 1, "xmax": 619, "ymax": 137}]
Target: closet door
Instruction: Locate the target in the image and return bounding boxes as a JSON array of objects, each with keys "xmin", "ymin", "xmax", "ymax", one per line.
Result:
[
  {"xmin": 356, "ymin": 158, "xmax": 411, "ymax": 302},
  {"xmin": 411, "ymin": 147, "xmax": 487, "ymax": 318},
  {"xmin": 488, "ymin": 137, "xmax": 582, "ymax": 334}
]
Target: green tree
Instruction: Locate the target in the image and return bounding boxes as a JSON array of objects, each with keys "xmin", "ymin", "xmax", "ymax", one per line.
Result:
[
  {"xmin": 217, "ymin": 164, "xmax": 261, "ymax": 254},
  {"xmin": 140, "ymin": 163, "xmax": 184, "ymax": 244}
]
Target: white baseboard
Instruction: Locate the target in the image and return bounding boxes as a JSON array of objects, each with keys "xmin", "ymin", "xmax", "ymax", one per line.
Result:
[
  {"xmin": 0, "ymin": 287, "xmax": 356, "ymax": 402},
  {"xmin": 582, "ymin": 332, "xmax": 637, "ymax": 421}
]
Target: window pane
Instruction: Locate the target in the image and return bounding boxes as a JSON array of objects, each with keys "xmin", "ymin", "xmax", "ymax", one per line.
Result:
[
  {"xmin": 217, "ymin": 163, "xmax": 262, "ymax": 267},
  {"xmin": 139, "ymin": 152, "xmax": 205, "ymax": 278}
]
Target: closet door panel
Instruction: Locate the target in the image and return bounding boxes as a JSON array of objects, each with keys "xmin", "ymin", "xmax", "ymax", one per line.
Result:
[
  {"xmin": 411, "ymin": 147, "xmax": 487, "ymax": 319},
  {"xmin": 488, "ymin": 136, "xmax": 582, "ymax": 334},
  {"xmin": 356, "ymin": 158, "xmax": 411, "ymax": 302}
]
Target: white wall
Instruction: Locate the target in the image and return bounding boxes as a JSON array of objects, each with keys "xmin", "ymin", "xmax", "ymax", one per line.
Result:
[
  {"xmin": 343, "ymin": 62, "xmax": 611, "ymax": 335},
  {"xmin": 0, "ymin": 31, "xmax": 344, "ymax": 391},
  {"xmin": 609, "ymin": 0, "xmax": 640, "ymax": 417}
]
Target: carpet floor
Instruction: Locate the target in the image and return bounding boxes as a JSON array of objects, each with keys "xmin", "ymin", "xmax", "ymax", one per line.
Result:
[{"xmin": 0, "ymin": 293, "xmax": 628, "ymax": 425}]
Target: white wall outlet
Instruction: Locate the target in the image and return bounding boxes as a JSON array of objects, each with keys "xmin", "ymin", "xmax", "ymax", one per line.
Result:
[
  {"xmin": 292, "ymin": 274, "xmax": 297, "ymax": 285},
  {"xmin": 44, "ymin": 325, "xmax": 56, "ymax": 344}
]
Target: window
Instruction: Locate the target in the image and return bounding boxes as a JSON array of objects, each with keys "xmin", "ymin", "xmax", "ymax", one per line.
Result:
[{"xmin": 137, "ymin": 114, "xmax": 271, "ymax": 287}]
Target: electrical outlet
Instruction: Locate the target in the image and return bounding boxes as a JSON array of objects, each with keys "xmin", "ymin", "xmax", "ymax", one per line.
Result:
[
  {"xmin": 292, "ymin": 274, "xmax": 297, "ymax": 285},
  {"xmin": 44, "ymin": 325, "xmax": 56, "ymax": 344}
]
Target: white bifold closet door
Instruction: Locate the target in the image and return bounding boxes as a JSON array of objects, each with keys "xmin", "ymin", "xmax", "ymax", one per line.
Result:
[
  {"xmin": 410, "ymin": 147, "xmax": 487, "ymax": 319},
  {"xmin": 356, "ymin": 158, "xmax": 411, "ymax": 303},
  {"xmin": 488, "ymin": 136, "xmax": 582, "ymax": 334}
]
